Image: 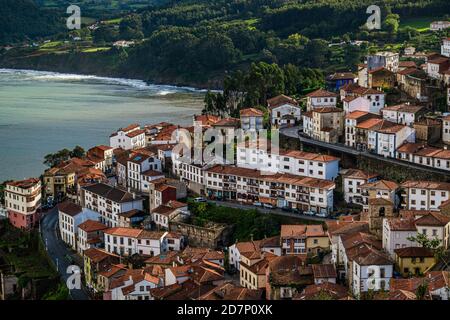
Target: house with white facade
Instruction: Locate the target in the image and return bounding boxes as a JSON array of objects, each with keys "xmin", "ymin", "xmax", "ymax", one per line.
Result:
[
  {"xmin": 368, "ymin": 120, "xmax": 416, "ymax": 158},
  {"xmin": 443, "ymin": 115, "xmax": 450, "ymax": 144},
  {"xmin": 240, "ymin": 108, "xmax": 264, "ymax": 131},
  {"xmin": 351, "ymin": 248, "xmax": 393, "ymax": 297},
  {"xmin": 110, "ymin": 124, "xmax": 146, "ymax": 150},
  {"xmin": 340, "ymin": 84, "xmax": 386, "ymax": 114},
  {"xmin": 442, "ymin": 38, "xmax": 450, "ymax": 57},
  {"xmin": 77, "ymin": 219, "xmax": 109, "ymax": 255},
  {"xmin": 345, "ymin": 111, "xmax": 380, "ymax": 148},
  {"xmin": 414, "ymin": 212, "xmax": 450, "ymax": 248},
  {"xmin": 104, "ymin": 227, "xmax": 168, "ymax": 257},
  {"xmin": 401, "ymin": 181, "xmax": 450, "ymax": 211},
  {"xmin": 83, "ymin": 183, "xmax": 144, "ymax": 227},
  {"xmin": 341, "ymin": 169, "xmax": 379, "ymax": 205},
  {"xmin": 267, "ymin": 95, "xmax": 301, "ymax": 127},
  {"xmin": 109, "ymin": 269, "xmax": 161, "ymax": 300},
  {"xmin": 426, "ymin": 56, "xmax": 450, "ymax": 80},
  {"xmin": 342, "ymin": 96, "xmax": 371, "ymax": 114},
  {"xmin": 58, "ymin": 201, "xmax": 100, "ymax": 251},
  {"xmin": 151, "ymin": 200, "xmax": 189, "ymax": 230},
  {"xmin": 305, "ymin": 89, "xmax": 338, "ymax": 111},
  {"xmin": 126, "ymin": 152, "xmax": 162, "ymax": 191},
  {"xmin": 228, "ymin": 236, "xmax": 281, "ymax": 271},
  {"xmin": 381, "ymin": 103, "xmax": 425, "ymax": 126},
  {"xmin": 382, "ymin": 217, "xmax": 417, "ymax": 258}
]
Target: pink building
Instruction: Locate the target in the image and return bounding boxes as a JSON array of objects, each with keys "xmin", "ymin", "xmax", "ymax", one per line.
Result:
[{"xmin": 5, "ymin": 178, "xmax": 42, "ymax": 230}]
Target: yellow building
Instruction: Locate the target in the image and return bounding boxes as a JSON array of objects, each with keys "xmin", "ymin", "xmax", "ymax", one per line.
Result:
[
  {"xmin": 306, "ymin": 235, "xmax": 330, "ymax": 255},
  {"xmin": 312, "ymin": 107, "xmax": 344, "ymax": 143},
  {"xmin": 239, "ymin": 252, "xmax": 276, "ymax": 290},
  {"xmin": 43, "ymin": 167, "xmax": 76, "ymax": 199},
  {"xmin": 83, "ymin": 248, "xmax": 120, "ymax": 292},
  {"xmin": 394, "ymin": 247, "xmax": 435, "ymax": 277}
]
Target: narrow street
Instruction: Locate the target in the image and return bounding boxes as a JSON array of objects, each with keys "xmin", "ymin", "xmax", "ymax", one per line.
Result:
[{"xmin": 40, "ymin": 207, "xmax": 90, "ymax": 300}]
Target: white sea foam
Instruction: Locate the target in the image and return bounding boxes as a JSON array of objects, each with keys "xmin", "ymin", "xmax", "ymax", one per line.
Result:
[{"xmin": 0, "ymin": 68, "xmax": 209, "ymax": 94}]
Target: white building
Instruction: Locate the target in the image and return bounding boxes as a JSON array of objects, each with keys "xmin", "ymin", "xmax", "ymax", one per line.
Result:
[
  {"xmin": 341, "ymin": 169, "xmax": 379, "ymax": 205},
  {"xmin": 381, "ymin": 104, "xmax": 424, "ymax": 126},
  {"xmin": 240, "ymin": 108, "xmax": 264, "ymax": 131},
  {"xmin": 443, "ymin": 115, "xmax": 450, "ymax": 144},
  {"xmin": 414, "ymin": 212, "xmax": 450, "ymax": 248},
  {"xmin": 267, "ymin": 95, "xmax": 301, "ymax": 127},
  {"xmin": 367, "ymin": 52, "xmax": 399, "ymax": 73},
  {"xmin": 345, "ymin": 111, "xmax": 380, "ymax": 148},
  {"xmin": 151, "ymin": 200, "xmax": 189, "ymax": 230},
  {"xmin": 340, "ymin": 84, "xmax": 386, "ymax": 114},
  {"xmin": 382, "ymin": 217, "xmax": 417, "ymax": 258},
  {"xmin": 104, "ymin": 227, "xmax": 168, "ymax": 257},
  {"xmin": 441, "ymin": 37, "xmax": 450, "ymax": 57},
  {"xmin": 126, "ymin": 152, "xmax": 162, "ymax": 191},
  {"xmin": 205, "ymin": 165, "xmax": 336, "ymax": 214},
  {"xmin": 228, "ymin": 236, "xmax": 281, "ymax": 271},
  {"xmin": 401, "ymin": 181, "xmax": 450, "ymax": 211},
  {"xmin": 342, "ymin": 96, "xmax": 371, "ymax": 114},
  {"xmin": 110, "ymin": 270, "xmax": 161, "ymax": 300},
  {"xmin": 4, "ymin": 178, "xmax": 41, "ymax": 230},
  {"xmin": 236, "ymin": 141, "xmax": 340, "ymax": 180},
  {"xmin": 368, "ymin": 120, "xmax": 416, "ymax": 158},
  {"xmin": 351, "ymin": 250, "xmax": 393, "ymax": 297},
  {"xmin": 426, "ymin": 57, "xmax": 449, "ymax": 80},
  {"xmin": 83, "ymin": 183, "xmax": 144, "ymax": 227},
  {"xmin": 110, "ymin": 124, "xmax": 146, "ymax": 150},
  {"xmin": 58, "ymin": 201, "xmax": 100, "ymax": 251},
  {"xmin": 77, "ymin": 219, "xmax": 108, "ymax": 255},
  {"xmin": 431, "ymin": 21, "xmax": 450, "ymax": 32},
  {"xmin": 305, "ymin": 89, "xmax": 338, "ymax": 111}
]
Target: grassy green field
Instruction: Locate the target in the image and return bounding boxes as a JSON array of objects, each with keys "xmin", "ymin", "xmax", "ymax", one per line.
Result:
[{"xmin": 400, "ymin": 17, "xmax": 449, "ymax": 32}]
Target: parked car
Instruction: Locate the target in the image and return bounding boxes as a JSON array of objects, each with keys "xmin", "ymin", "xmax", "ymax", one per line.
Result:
[
  {"xmin": 193, "ymin": 197, "xmax": 207, "ymax": 203},
  {"xmin": 316, "ymin": 212, "xmax": 328, "ymax": 218},
  {"xmin": 303, "ymin": 210, "xmax": 315, "ymax": 216},
  {"xmin": 292, "ymin": 208, "xmax": 302, "ymax": 214},
  {"xmin": 263, "ymin": 203, "xmax": 275, "ymax": 209},
  {"xmin": 253, "ymin": 202, "xmax": 263, "ymax": 207},
  {"xmin": 281, "ymin": 207, "xmax": 292, "ymax": 212}
]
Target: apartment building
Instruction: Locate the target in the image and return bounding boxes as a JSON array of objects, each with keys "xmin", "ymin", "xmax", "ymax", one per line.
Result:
[
  {"xmin": 397, "ymin": 142, "xmax": 450, "ymax": 171},
  {"xmin": 77, "ymin": 219, "xmax": 108, "ymax": 255},
  {"xmin": 4, "ymin": 178, "xmax": 41, "ymax": 230},
  {"xmin": 415, "ymin": 212, "xmax": 450, "ymax": 249},
  {"xmin": 236, "ymin": 141, "xmax": 340, "ymax": 180},
  {"xmin": 360, "ymin": 179, "xmax": 399, "ymax": 212},
  {"xmin": 87, "ymin": 145, "xmax": 114, "ymax": 173},
  {"xmin": 345, "ymin": 111, "xmax": 380, "ymax": 148},
  {"xmin": 240, "ymin": 108, "xmax": 264, "ymax": 131},
  {"xmin": 367, "ymin": 120, "xmax": 416, "ymax": 158},
  {"xmin": 443, "ymin": 115, "xmax": 450, "ymax": 144},
  {"xmin": 126, "ymin": 152, "xmax": 162, "ymax": 191},
  {"xmin": 83, "ymin": 183, "xmax": 144, "ymax": 227},
  {"xmin": 442, "ymin": 37, "xmax": 450, "ymax": 57},
  {"xmin": 110, "ymin": 124, "xmax": 146, "ymax": 150},
  {"xmin": 382, "ymin": 217, "xmax": 417, "ymax": 258},
  {"xmin": 58, "ymin": 201, "xmax": 100, "ymax": 251},
  {"xmin": 401, "ymin": 181, "xmax": 450, "ymax": 211},
  {"xmin": 280, "ymin": 224, "xmax": 329, "ymax": 255},
  {"xmin": 305, "ymin": 89, "xmax": 338, "ymax": 111},
  {"xmin": 341, "ymin": 169, "xmax": 379, "ymax": 205},
  {"xmin": 340, "ymin": 84, "xmax": 386, "ymax": 114},
  {"xmin": 381, "ymin": 104, "xmax": 425, "ymax": 126},
  {"xmin": 267, "ymin": 94, "xmax": 301, "ymax": 127},
  {"xmin": 204, "ymin": 165, "xmax": 336, "ymax": 214},
  {"xmin": 104, "ymin": 227, "xmax": 168, "ymax": 257}
]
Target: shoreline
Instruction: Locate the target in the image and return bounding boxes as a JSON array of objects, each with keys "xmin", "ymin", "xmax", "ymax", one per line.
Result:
[{"xmin": 0, "ymin": 68, "xmax": 211, "ymax": 93}]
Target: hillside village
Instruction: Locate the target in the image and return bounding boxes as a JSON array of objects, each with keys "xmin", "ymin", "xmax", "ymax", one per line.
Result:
[{"xmin": 3, "ymin": 33, "xmax": 450, "ymax": 301}]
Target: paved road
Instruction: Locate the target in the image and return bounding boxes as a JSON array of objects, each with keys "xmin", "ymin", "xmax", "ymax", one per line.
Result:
[
  {"xmin": 40, "ymin": 207, "xmax": 90, "ymax": 300},
  {"xmin": 211, "ymin": 200, "xmax": 333, "ymax": 222},
  {"xmin": 280, "ymin": 126, "xmax": 450, "ymax": 176}
]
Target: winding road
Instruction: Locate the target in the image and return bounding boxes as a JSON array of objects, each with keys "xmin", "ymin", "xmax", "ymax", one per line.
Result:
[{"xmin": 40, "ymin": 207, "xmax": 90, "ymax": 300}]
